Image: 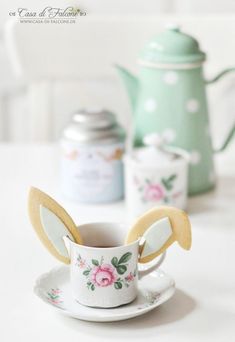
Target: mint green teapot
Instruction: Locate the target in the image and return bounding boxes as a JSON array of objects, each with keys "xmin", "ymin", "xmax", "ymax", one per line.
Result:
[{"xmin": 117, "ymin": 26, "xmax": 235, "ymax": 195}]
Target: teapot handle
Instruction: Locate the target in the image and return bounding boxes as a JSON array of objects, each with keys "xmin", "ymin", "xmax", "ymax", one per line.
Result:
[{"xmin": 205, "ymin": 67, "xmax": 235, "ymax": 153}]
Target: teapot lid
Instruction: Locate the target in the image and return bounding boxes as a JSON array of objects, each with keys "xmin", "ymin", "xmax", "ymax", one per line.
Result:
[{"xmin": 139, "ymin": 25, "xmax": 206, "ymax": 66}]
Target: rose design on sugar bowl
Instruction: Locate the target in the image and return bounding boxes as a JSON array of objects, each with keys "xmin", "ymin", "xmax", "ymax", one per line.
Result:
[{"xmin": 125, "ymin": 133, "xmax": 189, "ymax": 219}]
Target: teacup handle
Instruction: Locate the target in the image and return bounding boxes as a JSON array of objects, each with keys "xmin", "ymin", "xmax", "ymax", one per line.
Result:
[{"xmin": 138, "ymin": 251, "xmax": 166, "ymax": 280}]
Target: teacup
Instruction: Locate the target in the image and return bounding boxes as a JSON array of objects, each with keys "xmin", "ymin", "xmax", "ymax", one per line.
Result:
[{"xmin": 63, "ymin": 222, "xmax": 166, "ymax": 308}]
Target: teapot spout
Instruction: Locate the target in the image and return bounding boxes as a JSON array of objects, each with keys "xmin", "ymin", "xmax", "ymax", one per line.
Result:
[{"xmin": 115, "ymin": 65, "xmax": 139, "ymax": 111}]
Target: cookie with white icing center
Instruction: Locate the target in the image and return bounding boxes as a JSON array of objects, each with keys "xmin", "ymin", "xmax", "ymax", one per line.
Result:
[
  {"xmin": 125, "ymin": 206, "xmax": 191, "ymax": 263},
  {"xmin": 28, "ymin": 187, "xmax": 83, "ymax": 264}
]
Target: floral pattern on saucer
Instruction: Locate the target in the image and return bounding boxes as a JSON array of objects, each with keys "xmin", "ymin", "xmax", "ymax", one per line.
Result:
[
  {"xmin": 34, "ymin": 266, "xmax": 175, "ymax": 322},
  {"xmin": 137, "ymin": 291, "xmax": 161, "ymax": 310},
  {"xmin": 47, "ymin": 288, "xmax": 64, "ymax": 308}
]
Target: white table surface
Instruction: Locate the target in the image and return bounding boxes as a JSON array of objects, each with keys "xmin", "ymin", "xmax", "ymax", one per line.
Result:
[{"xmin": 1, "ymin": 143, "xmax": 235, "ymax": 342}]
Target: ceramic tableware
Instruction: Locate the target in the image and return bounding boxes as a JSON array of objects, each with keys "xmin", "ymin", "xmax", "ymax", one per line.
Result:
[
  {"xmin": 63, "ymin": 222, "xmax": 166, "ymax": 308},
  {"xmin": 117, "ymin": 25, "xmax": 235, "ymax": 195},
  {"xmin": 29, "ymin": 188, "xmax": 191, "ymax": 311},
  {"xmin": 125, "ymin": 133, "xmax": 189, "ymax": 218},
  {"xmin": 34, "ymin": 265, "xmax": 175, "ymax": 322}
]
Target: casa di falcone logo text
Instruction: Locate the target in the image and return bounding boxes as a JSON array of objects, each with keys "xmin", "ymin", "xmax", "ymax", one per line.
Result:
[{"xmin": 9, "ymin": 7, "xmax": 86, "ymax": 24}]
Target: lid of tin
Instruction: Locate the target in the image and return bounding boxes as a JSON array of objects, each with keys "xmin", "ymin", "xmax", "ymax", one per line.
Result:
[
  {"xmin": 63, "ymin": 108, "xmax": 126, "ymax": 144},
  {"xmin": 138, "ymin": 25, "xmax": 206, "ymax": 66},
  {"xmin": 134, "ymin": 133, "xmax": 179, "ymax": 166}
]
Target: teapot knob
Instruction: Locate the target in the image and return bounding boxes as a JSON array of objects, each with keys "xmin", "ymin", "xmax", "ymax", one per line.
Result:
[{"xmin": 165, "ymin": 23, "xmax": 181, "ymax": 32}]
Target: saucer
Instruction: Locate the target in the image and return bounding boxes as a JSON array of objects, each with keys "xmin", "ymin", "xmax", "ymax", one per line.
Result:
[{"xmin": 34, "ymin": 266, "xmax": 175, "ymax": 322}]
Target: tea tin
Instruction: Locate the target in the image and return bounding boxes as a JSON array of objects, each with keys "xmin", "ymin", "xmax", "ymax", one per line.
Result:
[{"xmin": 60, "ymin": 109, "xmax": 126, "ymax": 203}]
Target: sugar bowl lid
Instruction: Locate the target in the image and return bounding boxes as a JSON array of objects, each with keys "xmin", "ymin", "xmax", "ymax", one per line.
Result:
[
  {"xmin": 139, "ymin": 25, "xmax": 206, "ymax": 66},
  {"xmin": 63, "ymin": 108, "xmax": 125, "ymax": 144},
  {"xmin": 136, "ymin": 133, "xmax": 176, "ymax": 166},
  {"xmin": 131, "ymin": 133, "xmax": 188, "ymax": 167}
]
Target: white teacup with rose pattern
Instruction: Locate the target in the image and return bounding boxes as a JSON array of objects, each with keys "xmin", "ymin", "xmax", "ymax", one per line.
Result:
[{"xmin": 63, "ymin": 222, "xmax": 166, "ymax": 308}]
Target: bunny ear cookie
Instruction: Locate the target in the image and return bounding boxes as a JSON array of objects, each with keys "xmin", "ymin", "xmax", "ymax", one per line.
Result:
[
  {"xmin": 125, "ymin": 206, "xmax": 191, "ymax": 263},
  {"xmin": 28, "ymin": 187, "xmax": 83, "ymax": 264}
]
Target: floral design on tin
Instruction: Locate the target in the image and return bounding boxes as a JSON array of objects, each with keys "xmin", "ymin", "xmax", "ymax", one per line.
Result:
[
  {"xmin": 77, "ymin": 253, "xmax": 136, "ymax": 291},
  {"xmin": 47, "ymin": 288, "xmax": 63, "ymax": 307},
  {"xmin": 63, "ymin": 146, "xmax": 123, "ymax": 163},
  {"xmin": 98, "ymin": 148, "xmax": 124, "ymax": 162},
  {"xmin": 134, "ymin": 174, "xmax": 181, "ymax": 204}
]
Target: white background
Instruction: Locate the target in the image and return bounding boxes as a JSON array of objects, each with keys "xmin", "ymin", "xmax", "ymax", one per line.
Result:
[{"xmin": 0, "ymin": 3, "xmax": 235, "ymax": 340}]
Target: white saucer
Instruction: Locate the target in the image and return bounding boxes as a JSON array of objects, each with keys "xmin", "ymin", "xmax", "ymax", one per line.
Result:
[{"xmin": 34, "ymin": 266, "xmax": 175, "ymax": 322}]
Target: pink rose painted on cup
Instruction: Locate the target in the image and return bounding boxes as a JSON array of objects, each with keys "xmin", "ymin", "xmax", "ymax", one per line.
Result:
[
  {"xmin": 91, "ymin": 264, "xmax": 117, "ymax": 287},
  {"xmin": 125, "ymin": 271, "xmax": 136, "ymax": 283},
  {"xmin": 79, "ymin": 252, "xmax": 136, "ymax": 291},
  {"xmin": 76, "ymin": 254, "xmax": 86, "ymax": 268},
  {"xmin": 144, "ymin": 184, "xmax": 164, "ymax": 202}
]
